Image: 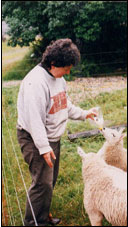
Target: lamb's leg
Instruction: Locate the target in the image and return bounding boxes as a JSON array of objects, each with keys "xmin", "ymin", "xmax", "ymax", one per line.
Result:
[{"xmin": 88, "ymin": 210, "xmax": 103, "ymax": 226}]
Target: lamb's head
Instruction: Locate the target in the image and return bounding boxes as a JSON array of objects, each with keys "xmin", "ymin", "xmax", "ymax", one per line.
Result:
[
  {"xmin": 77, "ymin": 147, "xmax": 105, "ymax": 179},
  {"xmin": 101, "ymin": 127, "xmax": 126, "ymax": 146}
]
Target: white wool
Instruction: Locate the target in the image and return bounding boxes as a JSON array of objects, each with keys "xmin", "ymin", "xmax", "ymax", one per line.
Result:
[
  {"xmin": 77, "ymin": 147, "xmax": 127, "ymax": 226},
  {"xmin": 105, "ymin": 165, "xmax": 127, "ymax": 190},
  {"xmin": 97, "ymin": 127, "xmax": 127, "ymax": 171}
]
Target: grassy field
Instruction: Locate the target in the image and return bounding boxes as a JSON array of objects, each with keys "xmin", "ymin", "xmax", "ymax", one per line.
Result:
[
  {"xmin": 2, "ymin": 41, "xmax": 29, "ymax": 78},
  {"xmin": 2, "ymin": 85, "xmax": 127, "ymax": 226},
  {"xmin": 2, "ymin": 41, "xmax": 127, "ymax": 226},
  {"xmin": 2, "ymin": 41, "xmax": 37, "ymax": 81}
]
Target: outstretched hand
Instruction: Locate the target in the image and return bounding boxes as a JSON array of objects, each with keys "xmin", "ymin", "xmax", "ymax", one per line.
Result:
[
  {"xmin": 86, "ymin": 108, "xmax": 98, "ymax": 120},
  {"xmin": 43, "ymin": 150, "xmax": 56, "ymax": 168}
]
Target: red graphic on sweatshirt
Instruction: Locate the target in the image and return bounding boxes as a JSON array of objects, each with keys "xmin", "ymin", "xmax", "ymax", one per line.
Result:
[{"xmin": 48, "ymin": 92, "xmax": 67, "ymax": 114}]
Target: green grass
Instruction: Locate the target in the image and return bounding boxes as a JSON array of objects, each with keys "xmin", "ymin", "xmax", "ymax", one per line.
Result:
[{"xmin": 2, "ymin": 86, "xmax": 127, "ymax": 226}]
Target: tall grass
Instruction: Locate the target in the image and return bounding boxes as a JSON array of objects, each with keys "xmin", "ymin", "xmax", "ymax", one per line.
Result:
[{"xmin": 2, "ymin": 85, "xmax": 127, "ymax": 226}]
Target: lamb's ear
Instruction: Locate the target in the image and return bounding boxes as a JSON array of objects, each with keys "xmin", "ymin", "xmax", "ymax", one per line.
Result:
[
  {"xmin": 77, "ymin": 147, "xmax": 86, "ymax": 159},
  {"xmin": 119, "ymin": 127, "xmax": 125, "ymax": 134},
  {"xmin": 119, "ymin": 133, "xmax": 127, "ymax": 141},
  {"xmin": 122, "ymin": 133, "xmax": 127, "ymax": 138}
]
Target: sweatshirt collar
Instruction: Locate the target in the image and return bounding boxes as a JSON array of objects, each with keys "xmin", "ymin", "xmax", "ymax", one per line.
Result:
[{"xmin": 38, "ymin": 63, "xmax": 54, "ymax": 78}]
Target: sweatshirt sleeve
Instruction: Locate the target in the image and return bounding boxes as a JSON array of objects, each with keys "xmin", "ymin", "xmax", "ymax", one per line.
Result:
[
  {"xmin": 21, "ymin": 81, "xmax": 52, "ymax": 155},
  {"xmin": 67, "ymin": 98, "xmax": 89, "ymax": 120}
]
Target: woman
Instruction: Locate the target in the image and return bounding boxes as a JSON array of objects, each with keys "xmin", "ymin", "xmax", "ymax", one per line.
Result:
[{"xmin": 17, "ymin": 38, "xmax": 97, "ymax": 226}]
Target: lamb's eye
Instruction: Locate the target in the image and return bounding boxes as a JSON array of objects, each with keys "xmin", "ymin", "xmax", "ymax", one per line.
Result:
[{"xmin": 112, "ymin": 133, "xmax": 116, "ymax": 137}]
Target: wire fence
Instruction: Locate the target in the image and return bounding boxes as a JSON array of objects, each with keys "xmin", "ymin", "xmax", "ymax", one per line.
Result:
[
  {"xmin": 2, "ymin": 109, "xmax": 38, "ymax": 226},
  {"xmin": 2, "ymin": 50, "xmax": 127, "ymax": 78}
]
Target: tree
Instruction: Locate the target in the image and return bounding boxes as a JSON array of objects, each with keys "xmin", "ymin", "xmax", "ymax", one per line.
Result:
[{"xmin": 2, "ymin": 1, "xmax": 127, "ymax": 75}]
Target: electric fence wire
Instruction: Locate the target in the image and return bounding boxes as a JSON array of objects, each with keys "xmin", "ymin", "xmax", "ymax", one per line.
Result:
[
  {"xmin": 2, "ymin": 201, "xmax": 6, "ymax": 226},
  {"xmin": 2, "ymin": 61, "xmax": 126, "ymax": 73},
  {"xmin": 2, "ymin": 165, "xmax": 14, "ymax": 226},
  {"xmin": 2, "ymin": 51, "xmax": 127, "ymax": 74},
  {"xmin": 2, "ymin": 50, "xmax": 127, "ymax": 58},
  {"xmin": 3, "ymin": 111, "xmax": 38, "ymax": 226},
  {"xmin": 2, "ymin": 133, "xmax": 22, "ymax": 226}
]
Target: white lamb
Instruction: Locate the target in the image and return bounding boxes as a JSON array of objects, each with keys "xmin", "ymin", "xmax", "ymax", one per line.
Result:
[
  {"xmin": 77, "ymin": 146, "xmax": 127, "ymax": 226},
  {"xmin": 97, "ymin": 127, "xmax": 127, "ymax": 172}
]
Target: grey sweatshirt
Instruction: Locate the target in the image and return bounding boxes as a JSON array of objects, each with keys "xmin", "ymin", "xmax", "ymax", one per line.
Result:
[{"xmin": 17, "ymin": 65, "xmax": 89, "ymax": 155}]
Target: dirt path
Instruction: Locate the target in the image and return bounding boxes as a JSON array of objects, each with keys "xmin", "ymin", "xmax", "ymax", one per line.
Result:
[{"xmin": 2, "ymin": 80, "xmax": 22, "ymax": 88}]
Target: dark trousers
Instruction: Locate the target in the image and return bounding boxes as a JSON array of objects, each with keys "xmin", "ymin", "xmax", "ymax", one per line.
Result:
[{"xmin": 17, "ymin": 129, "xmax": 60, "ymax": 226}]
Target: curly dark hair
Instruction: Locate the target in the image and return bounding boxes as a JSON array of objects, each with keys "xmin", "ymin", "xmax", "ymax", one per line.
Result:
[{"xmin": 41, "ymin": 38, "xmax": 81, "ymax": 69}]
